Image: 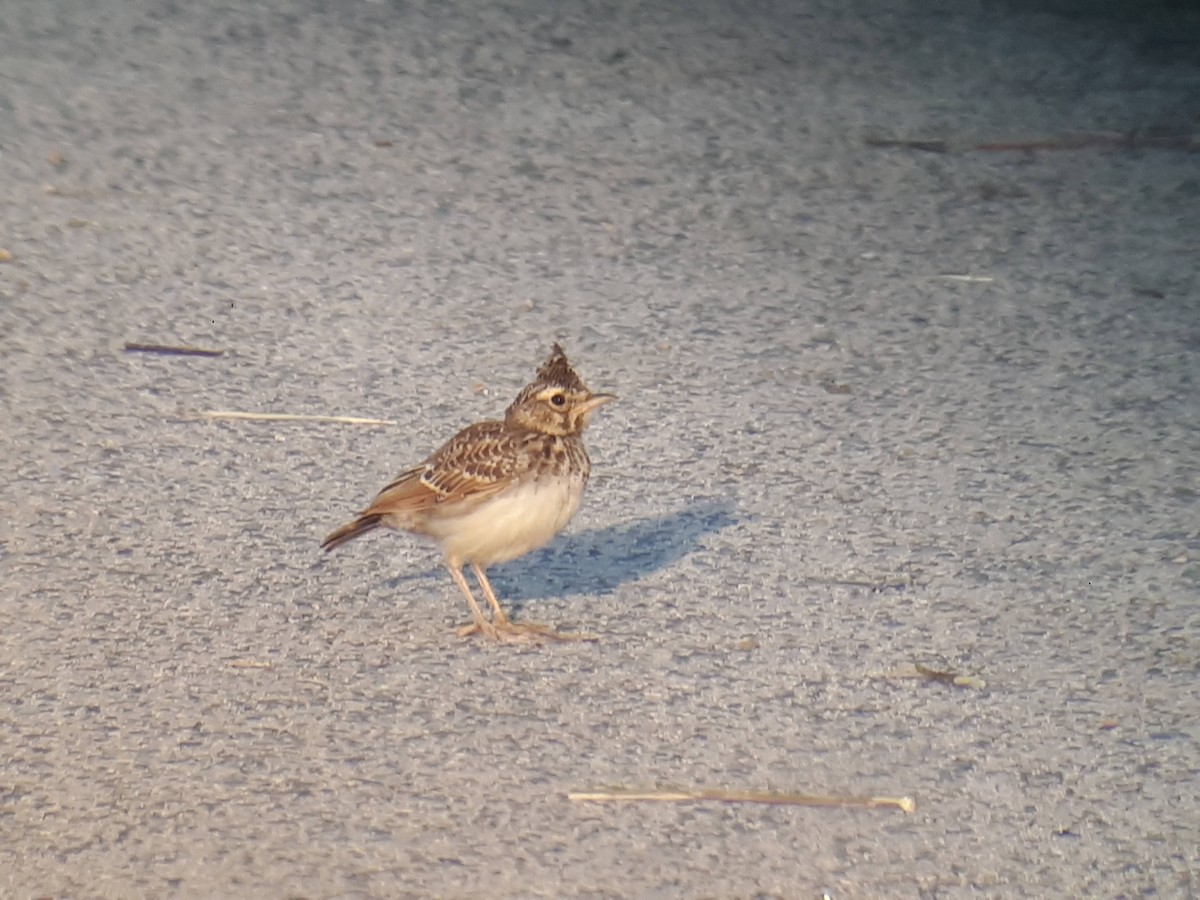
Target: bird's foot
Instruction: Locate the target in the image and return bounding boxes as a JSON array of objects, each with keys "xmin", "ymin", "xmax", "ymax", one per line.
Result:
[{"xmin": 456, "ymin": 619, "xmax": 598, "ymax": 643}]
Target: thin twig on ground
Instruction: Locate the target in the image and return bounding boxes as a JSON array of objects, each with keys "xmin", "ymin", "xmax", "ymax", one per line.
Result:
[
  {"xmin": 866, "ymin": 131, "xmax": 1198, "ymax": 154},
  {"xmin": 124, "ymin": 342, "xmax": 225, "ymax": 357}
]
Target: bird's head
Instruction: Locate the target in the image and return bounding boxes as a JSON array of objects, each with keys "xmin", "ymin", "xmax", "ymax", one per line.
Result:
[{"xmin": 505, "ymin": 343, "xmax": 616, "ymax": 436}]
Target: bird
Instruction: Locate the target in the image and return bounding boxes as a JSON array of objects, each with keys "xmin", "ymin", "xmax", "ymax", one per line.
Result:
[{"xmin": 321, "ymin": 343, "xmax": 615, "ymax": 642}]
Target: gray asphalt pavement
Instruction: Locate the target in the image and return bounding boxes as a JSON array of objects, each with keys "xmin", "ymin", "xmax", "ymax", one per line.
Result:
[{"xmin": 3, "ymin": 1, "xmax": 1198, "ymax": 896}]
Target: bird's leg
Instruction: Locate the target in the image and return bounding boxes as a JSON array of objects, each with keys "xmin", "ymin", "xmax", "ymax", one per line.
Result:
[
  {"xmin": 462, "ymin": 563, "xmax": 546, "ymax": 643},
  {"xmin": 446, "ymin": 563, "xmax": 498, "ymax": 640},
  {"xmin": 470, "ymin": 563, "xmax": 510, "ymax": 625},
  {"xmin": 471, "ymin": 562, "xmax": 597, "ymax": 643}
]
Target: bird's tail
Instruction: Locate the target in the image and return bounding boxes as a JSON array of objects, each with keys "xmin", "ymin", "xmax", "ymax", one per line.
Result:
[{"xmin": 321, "ymin": 514, "xmax": 384, "ymax": 552}]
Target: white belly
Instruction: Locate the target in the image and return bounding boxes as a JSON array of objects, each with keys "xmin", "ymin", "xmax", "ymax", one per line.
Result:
[{"xmin": 427, "ymin": 473, "xmax": 586, "ymax": 566}]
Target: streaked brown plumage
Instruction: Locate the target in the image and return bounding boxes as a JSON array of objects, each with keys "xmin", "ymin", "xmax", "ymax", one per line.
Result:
[{"xmin": 321, "ymin": 344, "xmax": 615, "ymax": 642}]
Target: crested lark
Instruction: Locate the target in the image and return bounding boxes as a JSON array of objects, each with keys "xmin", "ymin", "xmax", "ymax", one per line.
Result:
[{"xmin": 321, "ymin": 344, "xmax": 615, "ymax": 642}]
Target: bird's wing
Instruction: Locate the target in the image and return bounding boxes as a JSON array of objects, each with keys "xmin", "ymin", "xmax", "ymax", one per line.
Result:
[{"xmin": 362, "ymin": 421, "xmax": 531, "ymax": 516}]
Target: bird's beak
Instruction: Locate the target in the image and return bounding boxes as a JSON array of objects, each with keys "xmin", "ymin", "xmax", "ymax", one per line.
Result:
[
  {"xmin": 575, "ymin": 392, "xmax": 616, "ymax": 426},
  {"xmin": 580, "ymin": 393, "xmax": 617, "ymax": 416}
]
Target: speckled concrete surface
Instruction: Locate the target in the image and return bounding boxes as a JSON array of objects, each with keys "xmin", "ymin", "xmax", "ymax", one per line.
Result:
[{"xmin": 2, "ymin": 1, "xmax": 1198, "ymax": 896}]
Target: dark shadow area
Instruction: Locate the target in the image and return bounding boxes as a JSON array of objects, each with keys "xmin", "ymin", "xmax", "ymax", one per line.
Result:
[
  {"xmin": 988, "ymin": 0, "xmax": 1196, "ymax": 16},
  {"xmin": 381, "ymin": 497, "xmax": 738, "ymax": 607},
  {"xmin": 494, "ymin": 497, "xmax": 739, "ymax": 605},
  {"xmin": 984, "ymin": 0, "xmax": 1200, "ymax": 64}
]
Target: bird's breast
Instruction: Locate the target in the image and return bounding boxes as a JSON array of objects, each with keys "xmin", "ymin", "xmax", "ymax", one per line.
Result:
[{"xmin": 430, "ymin": 469, "xmax": 589, "ymax": 566}]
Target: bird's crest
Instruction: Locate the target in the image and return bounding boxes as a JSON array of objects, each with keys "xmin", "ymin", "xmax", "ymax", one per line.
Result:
[{"xmin": 535, "ymin": 343, "xmax": 588, "ymax": 392}]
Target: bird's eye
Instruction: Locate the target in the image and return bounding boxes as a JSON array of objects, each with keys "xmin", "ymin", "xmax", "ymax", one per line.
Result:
[{"xmin": 550, "ymin": 392, "xmax": 566, "ymax": 407}]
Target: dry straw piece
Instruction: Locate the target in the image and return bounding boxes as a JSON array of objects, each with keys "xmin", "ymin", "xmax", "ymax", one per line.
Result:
[
  {"xmin": 199, "ymin": 410, "xmax": 398, "ymax": 426},
  {"xmin": 568, "ymin": 788, "xmax": 915, "ymax": 813}
]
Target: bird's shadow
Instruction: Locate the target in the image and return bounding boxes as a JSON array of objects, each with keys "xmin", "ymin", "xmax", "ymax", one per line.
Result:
[{"xmin": 386, "ymin": 497, "xmax": 738, "ymax": 606}]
